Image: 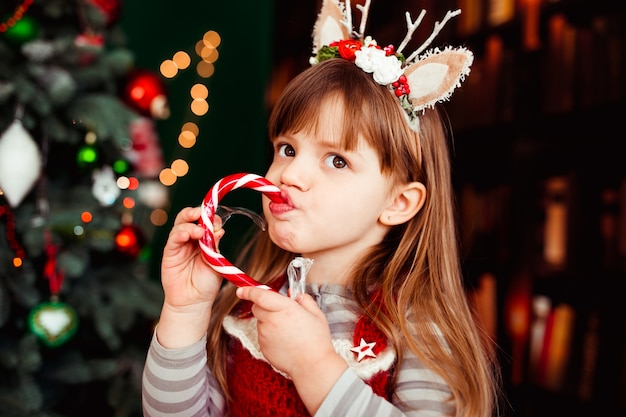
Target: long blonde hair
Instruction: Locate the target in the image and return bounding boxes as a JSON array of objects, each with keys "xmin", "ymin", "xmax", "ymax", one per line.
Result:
[{"xmin": 207, "ymin": 59, "xmax": 499, "ymax": 417}]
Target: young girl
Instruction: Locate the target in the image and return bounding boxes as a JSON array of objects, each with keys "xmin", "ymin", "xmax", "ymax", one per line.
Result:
[{"xmin": 142, "ymin": 2, "xmax": 499, "ymax": 416}]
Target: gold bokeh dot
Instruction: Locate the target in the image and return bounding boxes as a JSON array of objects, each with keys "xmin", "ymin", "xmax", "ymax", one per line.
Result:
[
  {"xmin": 150, "ymin": 209, "xmax": 169, "ymax": 226},
  {"xmin": 191, "ymin": 99, "xmax": 209, "ymax": 116},
  {"xmin": 160, "ymin": 59, "xmax": 178, "ymax": 78},
  {"xmin": 85, "ymin": 131, "xmax": 97, "ymax": 144},
  {"xmin": 195, "ymin": 40, "xmax": 205, "ymax": 57},
  {"xmin": 197, "ymin": 61, "xmax": 215, "ymax": 78},
  {"xmin": 171, "ymin": 159, "xmax": 189, "ymax": 177},
  {"xmin": 173, "ymin": 51, "xmax": 191, "ymax": 69},
  {"xmin": 190, "ymin": 83, "xmax": 209, "ymax": 99},
  {"xmin": 201, "ymin": 47, "xmax": 219, "ymax": 63},
  {"xmin": 203, "ymin": 30, "xmax": 221, "ymax": 48},
  {"xmin": 178, "ymin": 131, "xmax": 197, "ymax": 148},
  {"xmin": 159, "ymin": 168, "xmax": 177, "ymax": 186},
  {"xmin": 182, "ymin": 121, "xmax": 199, "ymax": 136}
]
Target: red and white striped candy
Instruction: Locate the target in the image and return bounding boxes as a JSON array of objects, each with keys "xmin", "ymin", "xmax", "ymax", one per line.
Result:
[{"xmin": 198, "ymin": 173, "xmax": 284, "ymax": 288}]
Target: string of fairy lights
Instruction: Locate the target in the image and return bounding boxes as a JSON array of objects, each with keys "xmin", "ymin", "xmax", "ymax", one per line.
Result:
[
  {"xmin": 155, "ymin": 29, "xmax": 222, "ymax": 225},
  {"xmin": 76, "ymin": 29, "xmax": 222, "ymax": 234},
  {"xmin": 92, "ymin": 29, "xmax": 222, "ymax": 231}
]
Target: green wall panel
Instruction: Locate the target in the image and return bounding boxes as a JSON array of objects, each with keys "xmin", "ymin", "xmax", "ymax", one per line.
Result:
[{"xmin": 120, "ymin": 1, "xmax": 275, "ymax": 270}]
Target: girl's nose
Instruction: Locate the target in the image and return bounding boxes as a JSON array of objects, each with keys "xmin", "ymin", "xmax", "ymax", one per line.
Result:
[{"xmin": 279, "ymin": 156, "xmax": 310, "ymax": 192}]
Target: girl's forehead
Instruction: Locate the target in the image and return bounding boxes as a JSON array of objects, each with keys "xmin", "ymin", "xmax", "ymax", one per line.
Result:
[
  {"xmin": 317, "ymin": 99, "xmax": 347, "ymax": 129},
  {"xmin": 277, "ymin": 92, "xmax": 375, "ymax": 152},
  {"xmin": 286, "ymin": 127, "xmax": 373, "ymax": 157},
  {"xmin": 282, "ymin": 96, "xmax": 346, "ymax": 137}
]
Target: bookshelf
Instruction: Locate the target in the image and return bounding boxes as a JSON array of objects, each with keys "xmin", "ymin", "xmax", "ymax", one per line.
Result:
[{"xmin": 445, "ymin": 1, "xmax": 626, "ymax": 416}]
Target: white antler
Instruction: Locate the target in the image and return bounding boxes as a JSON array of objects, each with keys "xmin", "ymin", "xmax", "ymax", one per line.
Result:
[
  {"xmin": 405, "ymin": 9, "xmax": 461, "ymax": 63},
  {"xmin": 355, "ymin": 0, "xmax": 372, "ymax": 39},
  {"xmin": 396, "ymin": 10, "xmax": 426, "ymax": 55},
  {"xmin": 343, "ymin": 0, "xmax": 353, "ymax": 37}
]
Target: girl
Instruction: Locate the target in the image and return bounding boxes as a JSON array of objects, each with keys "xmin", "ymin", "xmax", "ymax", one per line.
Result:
[{"xmin": 142, "ymin": 2, "xmax": 499, "ymax": 416}]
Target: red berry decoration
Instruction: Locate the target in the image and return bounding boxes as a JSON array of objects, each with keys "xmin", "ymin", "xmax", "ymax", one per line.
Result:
[
  {"xmin": 393, "ymin": 74, "xmax": 410, "ymax": 97},
  {"xmin": 383, "ymin": 44, "xmax": 395, "ymax": 56}
]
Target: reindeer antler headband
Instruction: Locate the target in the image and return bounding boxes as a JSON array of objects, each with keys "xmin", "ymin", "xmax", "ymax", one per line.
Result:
[{"xmin": 310, "ymin": 0, "xmax": 473, "ymax": 131}]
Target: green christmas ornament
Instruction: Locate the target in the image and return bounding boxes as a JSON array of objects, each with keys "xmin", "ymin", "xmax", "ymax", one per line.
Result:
[
  {"xmin": 3, "ymin": 15, "xmax": 39, "ymax": 44},
  {"xmin": 113, "ymin": 159, "xmax": 129, "ymax": 174},
  {"xmin": 28, "ymin": 300, "xmax": 78, "ymax": 347},
  {"xmin": 76, "ymin": 144, "xmax": 98, "ymax": 167}
]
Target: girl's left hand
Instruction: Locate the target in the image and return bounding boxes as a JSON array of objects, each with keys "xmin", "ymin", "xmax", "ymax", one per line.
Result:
[
  {"xmin": 235, "ymin": 286, "xmax": 340, "ymax": 377},
  {"xmin": 236, "ymin": 286, "xmax": 349, "ymax": 414}
]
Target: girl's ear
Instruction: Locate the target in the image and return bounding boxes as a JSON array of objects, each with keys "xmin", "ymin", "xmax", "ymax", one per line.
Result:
[{"xmin": 380, "ymin": 182, "xmax": 427, "ymax": 226}]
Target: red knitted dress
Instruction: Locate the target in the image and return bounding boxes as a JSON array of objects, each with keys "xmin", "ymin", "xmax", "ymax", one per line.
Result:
[{"xmin": 225, "ymin": 277, "xmax": 394, "ymax": 417}]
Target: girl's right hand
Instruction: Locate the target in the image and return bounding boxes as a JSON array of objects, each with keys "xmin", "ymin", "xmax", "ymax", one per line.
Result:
[
  {"xmin": 156, "ymin": 206, "xmax": 224, "ymax": 348},
  {"xmin": 161, "ymin": 206, "xmax": 224, "ymax": 308}
]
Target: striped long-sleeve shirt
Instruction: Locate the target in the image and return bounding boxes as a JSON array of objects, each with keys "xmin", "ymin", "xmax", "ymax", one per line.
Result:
[{"xmin": 142, "ymin": 283, "xmax": 455, "ymax": 417}]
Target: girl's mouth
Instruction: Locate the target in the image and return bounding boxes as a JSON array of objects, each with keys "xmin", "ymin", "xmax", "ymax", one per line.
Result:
[
  {"xmin": 268, "ymin": 200, "xmax": 293, "ymax": 216},
  {"xmin": 268, "ymin": 190, "xmax": 294, "ymax": 216}
]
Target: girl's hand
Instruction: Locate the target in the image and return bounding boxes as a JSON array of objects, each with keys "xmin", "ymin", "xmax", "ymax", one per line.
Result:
[
  {"xmin": 156, "ymin": 206, "xmax": 224, "ymax": 348},
  {"xmin": 235, "ymin": 287, "xmax": 330, "ymax": 373},
  {"xmin": 161, "ymin": 206, "xmax": 224, "ymax": 308},
  {"xmin": 236, "ymin": 286, "xmax": 348, "ymax": 414}
]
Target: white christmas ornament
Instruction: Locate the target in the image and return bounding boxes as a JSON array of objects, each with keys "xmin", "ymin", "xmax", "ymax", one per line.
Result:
[
  {"xmin": 92, "ymin": 165, "xmax": 120, "ymax": 206},
  {"xmin": 0, "ymin": 120, "xmax": 42, "ymax": 207}
]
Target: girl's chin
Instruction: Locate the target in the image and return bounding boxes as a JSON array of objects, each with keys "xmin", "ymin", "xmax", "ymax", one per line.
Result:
[{"xmin": 268, "ymin": 227, "xmax": 296, "ymax": 252}]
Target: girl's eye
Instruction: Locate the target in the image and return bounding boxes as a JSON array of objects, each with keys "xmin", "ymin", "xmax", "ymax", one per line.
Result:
[
  {"xmin": 277, "ymin": 144, "xmax": 295, "ymax": 157},
  {"xmin": 324, "ymin": 155, "xmax": 347, "ymax": 169}
]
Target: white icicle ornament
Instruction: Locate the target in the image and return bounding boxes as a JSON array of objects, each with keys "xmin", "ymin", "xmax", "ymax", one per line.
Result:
[{"xmin": 0, "ymin": 120, "xmax": 42, "ymax": 207}]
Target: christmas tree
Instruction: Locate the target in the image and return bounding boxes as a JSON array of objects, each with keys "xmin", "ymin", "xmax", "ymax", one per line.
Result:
[{"xmin": 0, "ymin": 1, "xmax": 167, "ymax": 415}]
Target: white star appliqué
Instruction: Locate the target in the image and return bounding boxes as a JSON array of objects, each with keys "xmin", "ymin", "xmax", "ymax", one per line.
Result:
[{"xmin": 350, "ymin": 338, "xmax": 377, "ymax": 362}]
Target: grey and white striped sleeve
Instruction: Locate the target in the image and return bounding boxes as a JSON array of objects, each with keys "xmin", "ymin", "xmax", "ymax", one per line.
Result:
[
  {"xmin": 142, "ymin": 331, "xmax": 226, "ymax": 417},
  {"xmin": 315, "ymin": 350, "xmax": 454, "ymax": 417}
]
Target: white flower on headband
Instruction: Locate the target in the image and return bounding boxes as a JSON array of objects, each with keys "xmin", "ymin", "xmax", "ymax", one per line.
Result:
[
  {"xmin": 355, "ymin": 47, "xmax": 403, "ymax": 85},
  {"xmin": 311, "ymin": 0, "xmax": 474, "ymax": 131}
]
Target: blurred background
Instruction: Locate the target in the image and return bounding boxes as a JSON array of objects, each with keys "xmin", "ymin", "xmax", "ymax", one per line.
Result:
[{"xmin": 0, "ymin": 0, "xmax": 624, "ymax": 416}]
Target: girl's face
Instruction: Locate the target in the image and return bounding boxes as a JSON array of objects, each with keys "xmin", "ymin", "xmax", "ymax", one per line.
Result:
[{"xmin": 263, "ymin": 98, "xmax": 395, "ymax": 282}]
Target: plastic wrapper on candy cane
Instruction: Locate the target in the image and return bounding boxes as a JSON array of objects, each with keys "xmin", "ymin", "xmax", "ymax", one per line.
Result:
[{"xmin": 198, "ymin": 173, "xmax": 285, "ymax": 288}]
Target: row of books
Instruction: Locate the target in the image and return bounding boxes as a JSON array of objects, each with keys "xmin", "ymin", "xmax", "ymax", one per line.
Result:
[
  {"xmin": 470, "ymin": 268, "xmax": 625, "ymax": 406},
  {"xmin": 464, "ymin": 174, "xmax": 626, "ymax": 408},
  {"xmin": 447, "ymin": 0, "xmax": 624, "ymax": 131}
]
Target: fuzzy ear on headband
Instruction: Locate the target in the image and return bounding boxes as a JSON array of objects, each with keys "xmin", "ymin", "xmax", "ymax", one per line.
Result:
[{"xmin": 310, "ymin": 0, "xmax": 473, "ymax": 130}]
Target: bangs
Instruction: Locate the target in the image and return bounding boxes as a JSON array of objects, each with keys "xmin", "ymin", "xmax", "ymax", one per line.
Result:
[
  {"xmin": 267, "ymin": 59, "xmax": 420, "ymax": 176},
  {"xmin": 268, "ymin": 73, "xmax": 361, "ymax": 151}
]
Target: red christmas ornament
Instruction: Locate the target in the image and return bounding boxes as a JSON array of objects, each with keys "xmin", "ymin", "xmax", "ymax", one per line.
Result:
[
  {"xmin": 126, "ymin": 118, "xmax": 165, "ymax": 177},
  {"xmin": 123, "ymin": 70, "xmax": 170, "ymax": 119},
  {"xmin": 74, "ymin": 32, "xmax": 105, "ymax": 65},
  {"xmin": 114, "ymin": 224, "xmax": 145, "ymax": 257},
  {"xmin": 85, "ymin": 0, "xmax": 122, "ymax": 27}
]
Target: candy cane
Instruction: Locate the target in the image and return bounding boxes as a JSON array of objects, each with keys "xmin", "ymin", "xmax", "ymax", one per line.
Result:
[{"xmin": 198, "ymin": 173, "xmax": 284, "ymax": 288}]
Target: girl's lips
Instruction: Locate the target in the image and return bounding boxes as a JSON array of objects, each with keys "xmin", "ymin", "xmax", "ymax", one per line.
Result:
[
  {"xmin": 268, "ymin": 201, "xmax": 293, "ymax": 216},
  {"xmin": 269, "ymin": 190, "xmax": 294, "ymax": 215}
]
